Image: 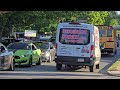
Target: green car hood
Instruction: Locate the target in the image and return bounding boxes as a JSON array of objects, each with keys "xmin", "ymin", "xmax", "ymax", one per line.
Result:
[{"xmin": 14, "ymin": 50, "xmax": 31, "ymax": 56}]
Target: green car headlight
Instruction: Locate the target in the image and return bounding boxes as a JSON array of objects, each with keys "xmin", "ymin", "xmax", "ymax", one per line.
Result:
[{"xmin": 21, "ymin": 55, "xmax": 28, "ymax": 57}]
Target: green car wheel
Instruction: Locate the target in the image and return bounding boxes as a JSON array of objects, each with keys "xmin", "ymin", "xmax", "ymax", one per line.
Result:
[
  {"xmin": 28, "ymin": 56, "xmax": 32, "ymax": 67},
  {"xmin": 36, "ymin": 58, "xmax": 41, "ymax": 65}
]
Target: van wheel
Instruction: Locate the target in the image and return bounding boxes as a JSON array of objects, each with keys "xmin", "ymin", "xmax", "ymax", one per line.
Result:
[
  {"xmin": 96, "ymin": 64, "xmax": 99, "ymax": 69},
  {"xmin": 56, "ymin": 63, "xmax": 62, "ymax": 70},
  {"xmin": 117, "ymin": 43, "xmax": 119, "ymax": 47},
  {"xmin": 89, "ymin": 66, "xmax": 94, "ymax": 72},
  {"xmin": 115, "ymin": 50, "xmax": 117, "ymax": 54}
]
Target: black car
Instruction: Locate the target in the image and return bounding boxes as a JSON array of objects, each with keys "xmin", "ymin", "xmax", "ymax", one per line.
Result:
[{"xmin": 2, "ymin": 38, "xmax": 21, "ymax": 47}]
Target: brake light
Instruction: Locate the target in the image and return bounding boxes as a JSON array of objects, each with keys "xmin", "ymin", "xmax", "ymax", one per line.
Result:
[
  {"xmin": 90, "ymin": 45, "xmax": 94, "ymax": 58},
  {"xmin": 91, "ymin": 45, "xmax": 94, "ymax": 50},
  {"xmin": 69, "ymin": 22, "xmax": 80, "ymax": 25}
]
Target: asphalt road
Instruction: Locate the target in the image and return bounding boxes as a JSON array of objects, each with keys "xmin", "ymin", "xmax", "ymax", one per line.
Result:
[{"xmin": 1, "ymin": 48, "xmax": 120, "ymax": 79}]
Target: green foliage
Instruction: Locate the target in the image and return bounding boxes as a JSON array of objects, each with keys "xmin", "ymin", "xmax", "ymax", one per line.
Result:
[
  {"xmin": 109, "ymin": 19, "xmax": 118, "ymax": 26},
  {"xmin": 0, "ymin": 11, "xmax": 120, "ymax": 40},
  {"xmin": 87, "ymin": 11, "xmax": 109, "ymax": 25}
]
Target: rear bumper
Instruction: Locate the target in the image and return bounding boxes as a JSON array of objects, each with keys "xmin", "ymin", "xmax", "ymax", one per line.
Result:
[
  {"xmin": 101, "ymin": 48, "xmax": 114, "ymax": 53},
  {"xmin": 55, "ymin": 56, "xmax": 97, "ymax": 66}
]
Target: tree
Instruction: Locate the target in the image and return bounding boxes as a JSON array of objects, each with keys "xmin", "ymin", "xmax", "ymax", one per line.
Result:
[
  {"xmin": 87, "ymin": 11, "xmax": 109, "ymax": 25},
  {"xmin": 105, "ymin": 11, "xmax": 119, "ymax": 26},
  {"xmin": 1, "ymin": 11, "xmax": 120, "ymax": 42},
  {"xmin": 109, "ymin": 19, "xmax": 118, "ymax": 26}
]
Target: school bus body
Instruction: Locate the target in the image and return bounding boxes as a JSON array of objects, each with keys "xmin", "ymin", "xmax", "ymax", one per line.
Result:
[{"xmin": 97, "ymin": 25, "xmax": 117, "ymax": 56}]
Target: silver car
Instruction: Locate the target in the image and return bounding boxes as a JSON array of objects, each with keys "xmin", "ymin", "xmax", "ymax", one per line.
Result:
[
  {"xmin": 34, "ymin": 42, "xmax": 56, "ymax": 62},
  {"xmin": 0, "ymin": 43, "xmax": 15, "ymax": 71}
]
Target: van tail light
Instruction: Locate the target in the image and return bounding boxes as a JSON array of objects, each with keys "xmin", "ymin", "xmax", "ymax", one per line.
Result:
[
  {"xmin": 55, "ymin": 43, "xmax": 57, "ymax": 49},
  {"xmin": 90, "ymin": 45, "xmax": 94, "ymax": 58}
]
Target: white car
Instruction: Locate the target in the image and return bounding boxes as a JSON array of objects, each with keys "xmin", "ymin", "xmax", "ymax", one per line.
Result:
[{"xmin": 0, "ymin": 43, "xmax": 15, "ymax": 71}]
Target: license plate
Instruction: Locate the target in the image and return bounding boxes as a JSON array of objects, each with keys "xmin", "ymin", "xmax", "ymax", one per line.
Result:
[{"xmin": 77, "ymin": 58, "xmax": 84, "ymax": 62}]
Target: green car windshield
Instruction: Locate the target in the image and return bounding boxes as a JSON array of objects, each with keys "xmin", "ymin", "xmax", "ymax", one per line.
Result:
[{"xmin": 7, "ymin": 43, "xmax": 30, "ymax": 50}]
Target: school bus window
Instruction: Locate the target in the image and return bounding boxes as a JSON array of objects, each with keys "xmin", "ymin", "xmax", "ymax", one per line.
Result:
[
  {"xmin": 107, "ymin": 30, "xmax": 112, "ymax": 37},
  {"xmin": 99, "ymin": 30, "xmax": 106, "ymax": 37}
]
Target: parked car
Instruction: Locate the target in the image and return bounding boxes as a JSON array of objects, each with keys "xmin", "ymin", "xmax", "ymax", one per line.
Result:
[
  {"xmin": 2, "ymin": 38, "xmax": 21, "ymax": 47},
  {"xmin": 49, "ymin": 36, "xmax": 56, "ymax": 47},
  {"xmin": 7, "ymin": 42, "xmax": 42, "ymax": 67},
  {"xmin": 34, "ymin": 41, "xmax": 56, "ymax": 62},
  {"xmin": 0, "ymin": 43, "xmax": 15, "ymax": 71}
]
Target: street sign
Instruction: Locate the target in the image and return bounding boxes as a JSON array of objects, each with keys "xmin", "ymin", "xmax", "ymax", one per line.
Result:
[{"xmin": 24, "ymin": 30, "xmax": 36, "ymax": 37}]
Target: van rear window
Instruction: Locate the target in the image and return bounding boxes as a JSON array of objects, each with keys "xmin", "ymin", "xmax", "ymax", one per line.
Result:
[{"xmin": 59, "ymin": 28, "xmax": 90, "ymax": 45}]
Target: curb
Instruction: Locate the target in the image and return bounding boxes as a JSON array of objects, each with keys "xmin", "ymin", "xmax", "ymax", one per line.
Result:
[
  {"xmin": 107, "ymin": 58, "xmax": 120, "ymax": 77},
  {"xmin": 107, "ymin": 71, "xmax": 120, "ymax": 77}
]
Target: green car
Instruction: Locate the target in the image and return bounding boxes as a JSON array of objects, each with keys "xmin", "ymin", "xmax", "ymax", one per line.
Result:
[{"xmin": 7, "ymin": 42, "xmax": 42, "ymax": 67}]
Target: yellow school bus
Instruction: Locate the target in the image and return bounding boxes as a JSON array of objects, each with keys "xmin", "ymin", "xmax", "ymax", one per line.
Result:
[{"xmin": 96, "ymin": 25, "xmax": 117, "ymax": 56}]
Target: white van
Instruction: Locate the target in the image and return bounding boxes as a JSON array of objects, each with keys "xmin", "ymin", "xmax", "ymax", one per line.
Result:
[{"xmin": 55, "ymin": 22, "xmax": 101, "ymax": 72}]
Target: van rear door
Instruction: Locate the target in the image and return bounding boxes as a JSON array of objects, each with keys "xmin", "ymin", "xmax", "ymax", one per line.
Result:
[
  {"xmin": 73, "ymin": 29, "xmax": 90, "ymax": 57},
  {"xmin": 57, "ymin": 25, "xmax": 91, "ymax": 57},
  {"xmin": 57, "ymin": 28, "xmax": 74, "ymax": 56}
]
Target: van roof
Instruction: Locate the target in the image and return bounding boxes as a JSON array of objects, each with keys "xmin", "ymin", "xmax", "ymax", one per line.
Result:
[
  {"xmin": 59, "ymin": 22, "xmax": 92, "ymax": 26},
  {"xmin": 58, "ymin": 22, "xmax": 94, "ymax": 28}
]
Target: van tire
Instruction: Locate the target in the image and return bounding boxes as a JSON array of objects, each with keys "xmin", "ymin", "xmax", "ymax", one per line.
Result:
[
  {"xmin": 117, "ymin": 43, "xmax": 119, "ymax": 47},
  {"xmin": 115, "ymin": 50, "xmax": 117, "ymax": 54},
  {"xmin": 96, "ymin": 64, "xmax": 99, "ymax": 69},
  {"xmin": 56, "ymin": 63, "xmax": 62, "ymax": 70},
  {"xmin": 89, "ymin": 66, "xmax": 94, "ymax": 72}
]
